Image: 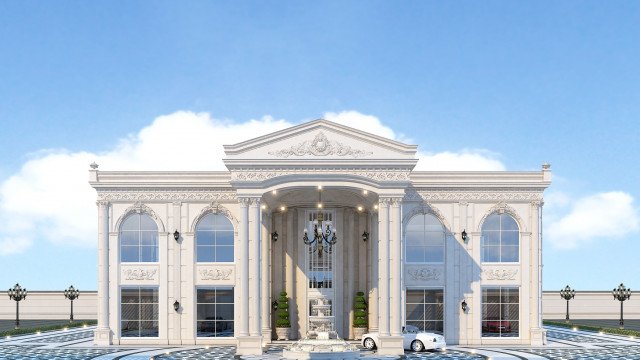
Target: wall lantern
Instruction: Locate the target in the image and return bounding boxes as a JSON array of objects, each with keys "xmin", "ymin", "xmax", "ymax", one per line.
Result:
[
  {"xmin": 461, "ymin": 299, "xmax": 468, "ymax": 312},
  {"xmin": 272, "ymin": 300, "xmax": 279, "ymax": 312},
  {"xmin": 173, "ymin": 300, "xmax": 180, "ymax": 312},
  {"xmin": 271, "ymin": 231, "xmax": 279, "ymax": 242},
  {"xmin": 173, "ymin": 230, "xmax": 180, "ymax": 242},
  {"xmin": 461, "ymin": 229, "xmax": 468, "ymax": 242},
  {"xmin": 361, "ymin": 231, "xmax": 369, "ymax": 242}
]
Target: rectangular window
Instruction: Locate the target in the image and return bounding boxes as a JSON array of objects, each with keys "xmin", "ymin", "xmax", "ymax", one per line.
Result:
[
  {"xmin": 121, "ymin": 287, "xmax": 159, "ymax": 337},
  {"xmin": 405, "ymin": 289, "xmax": 444, "ymax": 334},
  {"xmin": 482, "ymin": 287, "xmax": 519, "ymax": 337},
  {"xmin": 196, "ymin": 288, "xmax": 234, "ymax": 337}
]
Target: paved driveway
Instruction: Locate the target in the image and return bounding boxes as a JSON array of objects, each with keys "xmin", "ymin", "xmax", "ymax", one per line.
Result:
[{"xmin": 1, "ymin": 325, "xmax": 640, "ymax": 359}]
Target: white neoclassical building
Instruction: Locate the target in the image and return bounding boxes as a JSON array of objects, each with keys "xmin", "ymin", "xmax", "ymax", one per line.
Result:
[{"xmin": 90, "ymin": 119, "xmax": 550, "ymax": 355}]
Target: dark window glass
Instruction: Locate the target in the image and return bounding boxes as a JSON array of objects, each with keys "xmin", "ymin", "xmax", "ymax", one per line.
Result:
[
  {"xmin": 120, "ymin": 287, "xmax": 158, "ymax": 337},
  {"xmin": 482, "ymin": 287, "xmax": 519, "ymax": 338},
  {"xmin": 196, "ymin": 288, "xmax": 235, "ymax": 337},
  {"xmin": 405, "ymin": 289, "xmax": 444, "ymax": 334}
]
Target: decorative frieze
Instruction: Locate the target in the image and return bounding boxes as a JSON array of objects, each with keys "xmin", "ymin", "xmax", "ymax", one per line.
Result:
[
  {"xmin": 199, "ymin": 268, "xmax": 233, "ymax": 281},
  {"xmin": 268, "ymin": 131, "xmax": 373, "ymax": 158},
  {"xmin": 483, "ymin": 269, "xmax": 518, "ymax": 281},
  {"xmin": 123, "ymin": 268, "xmax": 157, "ymax": 281},
  {"xmin": 97, "ymin": 189, "xmax": 237, "ymax": 202},
  {"xmin": 407, "ymin": 267, "xmax": 442, "ymax": 281},
  {"xmin": 230, "ymin": 168, "xmax": 411, "ymax": 182},
  {"xmin": 404, "ymin": 189, "xmax": 544, "ymax": 202}
]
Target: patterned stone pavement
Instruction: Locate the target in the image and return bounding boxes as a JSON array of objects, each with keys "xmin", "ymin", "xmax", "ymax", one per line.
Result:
[{"xmin": 1, "ymin": 325, "xmax": 640, "ymax": 359}]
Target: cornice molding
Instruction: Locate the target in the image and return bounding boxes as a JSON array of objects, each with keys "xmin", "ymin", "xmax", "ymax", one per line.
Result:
[
  {"xmin": 405, "ymin": 189, "xmax": 544, "ymax": 202},
  {"xmin": 97, "ymin": 189, "xmax": 237, "ymax": 202},
  {"xmin": 230, "ymin": 168, "xmax": 411, "ymax": 182}
]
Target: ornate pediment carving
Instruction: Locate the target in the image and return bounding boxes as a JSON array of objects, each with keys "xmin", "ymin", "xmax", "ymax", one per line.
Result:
[{"xmin": 268, "ymin": 131, "xmax": 373, "ymax": 158}]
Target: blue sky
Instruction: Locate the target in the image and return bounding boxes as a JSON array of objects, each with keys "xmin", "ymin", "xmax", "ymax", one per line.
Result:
[{"xmin": 0, "ymin": 2, "xmax": 638, "ymax": 292}]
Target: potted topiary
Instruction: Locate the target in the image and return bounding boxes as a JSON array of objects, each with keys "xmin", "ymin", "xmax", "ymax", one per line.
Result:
[
  {"xmin": 353, "ymin": 291, "xmax": 368, "ymax": 340},
  {"xmin": 275, "ymin": 291, "xmax": 291, "ymax": 340}
]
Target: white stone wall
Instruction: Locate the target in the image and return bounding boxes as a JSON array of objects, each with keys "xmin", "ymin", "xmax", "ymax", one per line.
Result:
[{"xmin": 543, "ymin": 291, "xmax": 640, "ymax": 320}]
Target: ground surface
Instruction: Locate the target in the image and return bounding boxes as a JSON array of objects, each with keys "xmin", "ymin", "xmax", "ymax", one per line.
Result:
[
  {"xmin": 1, "ymin": 325, "xmax": 640, "ymax": 359},
  {"xmin": 547, "ymin": 319, "xmax": 640, "ymax": 332},
  {"xmin": 0, "ymin": 320, "xmax": 95, "ymax": 333}
]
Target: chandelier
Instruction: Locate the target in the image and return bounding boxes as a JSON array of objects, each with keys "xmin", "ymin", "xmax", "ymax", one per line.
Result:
[{"xmin": 303, "ymin": 187, "xmax": 337, "ymax": 256}]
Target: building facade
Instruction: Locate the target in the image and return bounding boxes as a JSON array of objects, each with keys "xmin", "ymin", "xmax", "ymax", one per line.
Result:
[{"xmin": 90, "ymin": 120, "xmax": 550, "ymax": 355}]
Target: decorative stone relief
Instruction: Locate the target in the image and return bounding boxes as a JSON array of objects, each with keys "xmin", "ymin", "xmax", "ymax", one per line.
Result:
[
  {"xmin": 402, "ymin": 203, "xmax": 452, "ymax": 232},
  {"xmin": 404, "ymin": 189, "xmax": 544, "ymax": 202},
  {"xmin": 477, "ymin": 202, "xmax": 525, "ymax": 232},
  {"xmin": 123, "ymin": 268, "xmax": 157, "ymax": 281},
  {"xmin": 97, "ymin": 189, "xmax": 237, "ymax": 202},
  {"xmin": 191, "ymin": 202, "xmax": 239, "ymax": 231},
  {"xmin": 230, "ymin": 168, "xmax": 410, "ymax": 182},
  {"xmin": 199, "ymin": 268, "xmax": 233, "ymax": 281},
  {"xmin": 407, "ymin": 267, "xmax": 442, "ymax": 281},
  {"xmin": 268, "ymin": 131, "xmax": 373, "ymax": 158},
  {"xmin": 483, "ymin": 269, "xmax": 518, "ymax": 280}
]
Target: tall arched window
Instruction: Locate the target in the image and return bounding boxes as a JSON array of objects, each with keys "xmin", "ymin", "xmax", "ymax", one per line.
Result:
[
  {"xmin": 405, "ymin": 213, "xmax": 446, "ymax": 263},
  {"xmin": 120, "ymin": 213, "xmax": 158, "ymax": 262},
  {"xmin": 481, "ymin": 213, "xmax": 519, "ymax": 263},
  {"xmin": 196, "ymin": 213, "xmax": 234, "ymax": 263}
]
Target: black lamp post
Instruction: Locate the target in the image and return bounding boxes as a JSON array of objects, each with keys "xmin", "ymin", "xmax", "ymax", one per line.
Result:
[
  {"xmin": 560, "ymin": 285, "xmax": 575, "ymax": 323},
  {"xmin": 612, "ymin": 283, "xmax": 632, "ymax": 329},
  {"xmin": 7, "ymin": 283, "xmax": 27, "ymax": 329},
  {"xmin": 63, "ymin": 285, "xmax": 80, "ymax": 323}
]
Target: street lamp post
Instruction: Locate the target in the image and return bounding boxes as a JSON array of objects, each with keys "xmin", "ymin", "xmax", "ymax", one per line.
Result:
[
  {"xmin": 63, "ymin": 285, "xmax": 80, "ymax": 323},
  {"xmin": 612, "ymin": 283, "xmax": 632, "ymax": 329},
  {"xmin": 7, "ymin": 283, "xmax": 27, "ymax": 329},
  {"xmin": 560, "ymin": 285, "xmax": 576, "ymax": 323}
]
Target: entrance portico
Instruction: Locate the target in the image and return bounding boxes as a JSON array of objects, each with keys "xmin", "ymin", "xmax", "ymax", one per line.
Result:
[{"xmin": 90, "ymin": 119, "xmax": 550, "ymax": 356}]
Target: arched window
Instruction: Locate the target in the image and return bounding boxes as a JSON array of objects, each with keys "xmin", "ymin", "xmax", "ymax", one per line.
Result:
[
  {"xmin": 405, "ymin": 213, "xmax": 445, "ymax": 263},
  {"xmin": 196, "ymin": 213, "xmax": 234, "ymax": 263},
  {"xmin": 481, "ymin": 213, "xmax": 519, "ymax": 263},
  {"xmin": 120, "ymin": 213, "xmax": 158, "ymax": 262}
]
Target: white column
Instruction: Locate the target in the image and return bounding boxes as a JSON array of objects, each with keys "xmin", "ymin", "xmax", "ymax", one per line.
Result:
[
  {"xmin": 377, "ymin": 198, "xmax": 390, "ymax": 337},
  {"xmin": 530, "ymin": 200, "xmax": 546, "ymax": 345},
  {"xmin": 369, "ymin": 212, "xmax": 379, "ymax": 332},
  {"xmin": 261, "ymin": 211, "xmax": 271, "ymax": 342},
  {"xmin": 250, "ymin": 198, "xmax": 262, "ymax": 336},
  {"xmin": 94, "ymin": 200, "xmax": 111, "ymax": 345},
  {"xmin": 390, "ymin": 198, "xmax": 403, "ymax": 336},
  {"xmin": 238, "ymin": 198, "xmax": 250, "ymax": 337}
]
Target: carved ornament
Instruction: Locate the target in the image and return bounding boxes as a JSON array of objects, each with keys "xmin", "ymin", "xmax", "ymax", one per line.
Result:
[
  {"xmin": 97, "ymin": 189, "xmax": 237, "ymax": 202},
  {"xmin": 123, "ymin": 268, "xmax": 157, "ymax": 281},
  {"xmin": 404, "ymin": 189, "xmax": 544, "ymax": 202},
  {"xmin": 483, "ymin": 269, "xmax": 518, "ymax": 280},
  {"xmin": 199, "ymin": 268, "xmax": 233, "ymax": 281},
  {"xmin": 230, "ymin": 168, "xmax": 410, "ymax": 182},
  {"xmin": 268, "ymin": 131, "xmax": 373, "ymax": 158},
  {"xmin": 407, "ymin": 267, "xmax": 442, "ymax": 281}
]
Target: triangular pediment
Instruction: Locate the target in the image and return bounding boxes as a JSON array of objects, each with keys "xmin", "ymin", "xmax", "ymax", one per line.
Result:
[{"xmin": 223, "ymin": 119, "xmax": 418, "ymax": 166}]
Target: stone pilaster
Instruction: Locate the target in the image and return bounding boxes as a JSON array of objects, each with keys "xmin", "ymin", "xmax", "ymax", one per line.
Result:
[{"xmin": 94, "ymin": 201, "xmax": 112, "ymax": 345}]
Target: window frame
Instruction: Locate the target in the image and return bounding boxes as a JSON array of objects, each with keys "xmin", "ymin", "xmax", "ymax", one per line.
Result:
[
  {"xmin": 404, "ymin": 213, "xmax": 447, "ymax": 264},
  {"xmin": 195, "ymin": 213, "xmax": 235, "ymax": 264},
  {"xmin": 404, "ymin": 287, "xmax": 445, "ymax": 335},
  {"xmin": 481, "ymin": 286, "xmax": 520, "ymax": 338},
  {"xmin": 120, "ymin": 286, "xmax": 159, "ymax": 338},
  {"xmin": 480, "ymin": 213, "xmax": 520, "ymax": 264},
  {"xmin": 119, "ymin": 213, "xmax": 159, "ymax": 263},
  {"xmin": 195, "ymin": 286, "xmax": 235, "ymax": 338}
]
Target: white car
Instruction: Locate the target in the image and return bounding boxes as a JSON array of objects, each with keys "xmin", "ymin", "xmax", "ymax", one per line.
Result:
[{"xmin": 361, "ymin": 325, "xmax": 446, "ymax": 352}]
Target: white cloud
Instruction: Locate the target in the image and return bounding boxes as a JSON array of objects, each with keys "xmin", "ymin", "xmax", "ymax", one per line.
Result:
[
  {"xmin": 0, "ymin": 110, "xmax": 505, "ymax": 255},
  {"xmin": 546, "ymin": 191, "xmax": 640, "ymax": 250}
]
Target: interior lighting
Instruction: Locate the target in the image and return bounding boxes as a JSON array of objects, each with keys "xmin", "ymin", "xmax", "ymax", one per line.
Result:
[
  {"xmin": 261, "ymin": 204, "xmax": 266, "ymax": 210},
  {"xmin": 272, "ymin": 190, "xmax": 277, "ymax": 195},
  {"xmin": 362, "ymin": 190, "xmax": 368, "ymax": 195},
  {"xmin": 318, "ymin": 185, "xmax": 322, "ymax": 190},
  {"xmin": 374, "ymin": 205, "xmax": 378, "ymax": 210},
  {"xmin": 317, "ymin": 203, "xmax": 323, "ymax": 209},
  {"xmin": 280, "ymin": 206, "xmax": 286, "ymax": 212},
  {"xmin": 357, "ymin": 206, "xmax": 363, "ymax": 212}
]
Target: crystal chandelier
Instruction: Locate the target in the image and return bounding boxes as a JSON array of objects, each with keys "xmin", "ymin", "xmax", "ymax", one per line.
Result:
[{"xmin": 303, "ymin": 187, "xmax": 337, "ymax": 256}]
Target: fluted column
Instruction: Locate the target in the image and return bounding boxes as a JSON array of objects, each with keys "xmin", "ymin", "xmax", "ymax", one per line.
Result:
[
  {"xmin": 249, "ymin": 198, "xmax": 262, "ymax": 336},
  {"xmin": 260, "ymin": 211, "xmax": 271, "ymax": 342},
  {"xmin": 390, "ymin": 198, "xmax": 403, "ymax": 336},
  {"xmin": 377, "ymin": 198, "xmax": 390, "ymax": 337},
  {"xmin": 238, "ymin": 198, "xmax": 250, "ymax": 337},
  {"xmin": 94, "ymin": 200, "xmax": 111, "ymax": 345},
  {"xmin": 369, "ymin": 212, "xmax": 379, "ymax": 332}
]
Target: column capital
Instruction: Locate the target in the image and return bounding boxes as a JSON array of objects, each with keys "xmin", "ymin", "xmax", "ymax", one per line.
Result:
[
  {"xmin": 531, "ymin": 200, "xmax": 544, "ymax": 208},
  {"xmin": 378, "ymin": 197, "xmax": 392, "ymax": 206},
  {"xmin": 238, "ymin": 197, "xmax": 252, "ymax": 207},
  {"xmin": 96, "ymin": 200, "xmax": 110, "ymax": 207}
]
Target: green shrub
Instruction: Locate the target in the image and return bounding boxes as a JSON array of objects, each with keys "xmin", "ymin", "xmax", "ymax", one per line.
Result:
[
  {"xmin": 0, "ymin": 320, "xmax": 97, "ymax": 338},
  {"xmin": 276, "ymin": 291, "xmax": 291, "ymax": 328},
  {"xmin": 353, "ymin": 291, "xmax": 368, "ymax": 328}
]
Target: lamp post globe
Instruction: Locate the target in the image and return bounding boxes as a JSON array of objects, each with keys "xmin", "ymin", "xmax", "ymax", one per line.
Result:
[
  {"xmin": 7, "ymin": 283, "xmax": 27, "ymax": 329},
  {"xmin": 64, "ymin": 285, "xmax": 80, "ymax": 323},
  {"xmin": 612, "ymin": 283, "xmax": 632, "ymax": 329},
  {"xmin": 560, "ymin": 285, "xmax": 576, "ymax": 323}
]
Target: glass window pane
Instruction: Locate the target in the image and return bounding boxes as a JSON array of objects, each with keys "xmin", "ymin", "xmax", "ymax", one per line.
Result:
[
  {"xmin": 406, "ymin": 290, "xmax": 425, "ymax": 303},
  {"xmin": 140, "ymin": 288, "xmax": 158, "ymax": 303},
  {"xmin": 482, "ymin": 214, "xmax": 500, "ymax": 231},
  {"xmin": 140, "ymin": 321, "xmax": 158, "ymax": 337},
  {"xmin": 405, "ymin": 246, "xmax": 424, "ymax": 262},
  {"xmin": 483, "ymin": 231, "xmax": 500, "ymax": 246},
  {"xmin": 216, "ymin": 304, "xmax": 234, "ymax": 320},
  {"xmin": 407, "ymin": 215, "xmax": 425, "ymax": 231},
  {"xmin": 197, "ymin": 321, "xmax": 215, "ymax": 337},
  {"xmin": 121, "ymin": 215, "xmax": 139, "ymax": 231},
  {"xmin": 196, "ymin": 230, "xmax": 215, "ymax": 246},
  {"xmin": 502, "ymin": 288, "xmax": 519, "ymax": 303},
  {"xmin": 121, "ymin": 321, "xmax": 139, "ymax": 337},
  {"xmin": 140, "ymin": 246, "xmax": 158, "ymax": 262},
  {"xmin": 501, "ymin": 246, "xmax": 519, "ymax": 262},
  {"xmin": 425, "ymin": 232, "xmax": 444, "ymax": 246},
  {"xmin": 483, "ymin": 289, "xmax": 501, "ymax": 304},
  {"xmin": 502, "ymin": 304, "xmax": 519, "ymax": 320},
  {"xmin": 121, "ymin": 289, "xmax": 139, "ymax": 303},
  {"xmin": 197, "ymin": 214, "xmax": 215, "ymax": 231},
  {"xmin": 216, "ymin": 231, "xmax": 234, "ymax": 246},
  {"xmin": 197, "ymin": 246, "xmax": 215, "ymax": 263},
  {"xmin": 121, "ymin": 304, "xmax": 139, "ymax": 321},
  {"xmin": 121, "ymin": 231, "xmax": 138, "ymax": 246},
  {"xmin": 215, "ymin": 246, "xmax": 234, "ymax": 262},
  {"xmin": 501, "ymin": 231, "xmax": 519, "ymax": 246},
  {"xmin": 424, "ymin": 214, "xmax": 441, "ymax": 227},
  {"xmin": 140, "ymin": 215, "xmax": 157, "ymax": 231},
  {"xmin": 216, "ymin": 321, "xmax": 234, "ymax": 337},
  {"xmin": 216, "ymin": 289, "xmax": 234, "ymax": 303},
  {"xmin": 140, "ymin": 304, "xmax": 159, "ymax": 320},
  {"xmin": 501, "ymin": 215, "xmax": 519, "ymax": 231},
  {"xmin": 406, "ymin": 303, "xmax": 424, "ymax": 321},
  {"xmin": 121, "ymin": 246, "xmax": 139, "ymax": 262},
  {"xmin": 482, "ymin": 246, "xmax": 500, "ymax": 262},
  {"xmin": 197, "ymin": 289, "xmax": 216, "ymax": 303},
  {"xmin": 140, "ymin": 231, "xmax": 157, "ymax": 246},
  {"xmin": 198, "ymin": 304, "xmax": 216, "ymax": 321},
  {"xmin": 425, "ymin": 246, "xmax": 444, "ymax": 262},
  {"xmin": 213, "ymin": 215, "xmax": 234, "ymax": 231}
]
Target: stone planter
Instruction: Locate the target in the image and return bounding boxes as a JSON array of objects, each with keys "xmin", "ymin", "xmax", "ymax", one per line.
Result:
[
  {"xmin": 276, "ymin": 327, "xmax": 291, "ymax": 340},
  {"xmin": 352, "ymin": 327, "xmax": 367, "ymax": 340}
]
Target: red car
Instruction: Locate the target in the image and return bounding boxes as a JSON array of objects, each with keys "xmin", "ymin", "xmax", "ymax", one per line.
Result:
[{"xmin": 482, "ymin": 318, "xmax": 512, "ymax": 333}]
